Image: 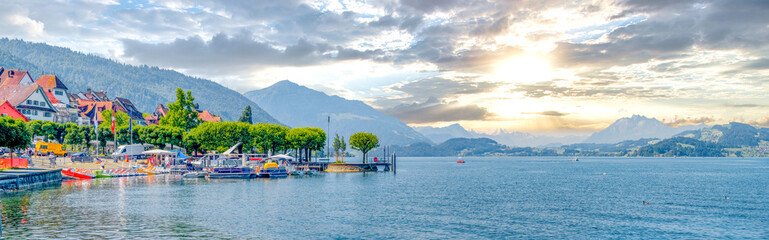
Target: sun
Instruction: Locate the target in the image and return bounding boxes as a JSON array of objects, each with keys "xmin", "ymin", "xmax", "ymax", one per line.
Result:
[{"xmin": 494, "ymin": 55, "xmax": 553, "ymax": 84}]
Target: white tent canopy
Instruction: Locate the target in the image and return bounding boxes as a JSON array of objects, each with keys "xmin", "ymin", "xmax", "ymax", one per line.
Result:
[
  {"xmin": 142, "ymin": 149, "xmax": 176, "ymax": 155},
  {"xmin": 269, "ymin": 154, "xmax": 294, "ymax": 160}
]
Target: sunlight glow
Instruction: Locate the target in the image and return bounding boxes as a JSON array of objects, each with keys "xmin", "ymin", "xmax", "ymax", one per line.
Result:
[{"xmin": 494, "ymin": 55, "xmax": 554, "ymax": 84}]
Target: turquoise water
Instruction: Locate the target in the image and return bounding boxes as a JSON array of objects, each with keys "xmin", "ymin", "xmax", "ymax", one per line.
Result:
[{"xmin": 2, "ymin": 157, "xmax": 768, "ymax": 239}]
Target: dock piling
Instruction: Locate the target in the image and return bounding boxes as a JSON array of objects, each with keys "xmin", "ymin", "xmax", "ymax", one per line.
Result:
[{"xmin": 393, "ymin": 153, "xmax": 396, "ymax": 174}]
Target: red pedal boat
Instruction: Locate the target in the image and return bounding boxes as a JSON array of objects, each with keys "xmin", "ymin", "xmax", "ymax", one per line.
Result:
[{"xmin": 61, "ymin": 168, "xmax": 95, "ymax": 179}]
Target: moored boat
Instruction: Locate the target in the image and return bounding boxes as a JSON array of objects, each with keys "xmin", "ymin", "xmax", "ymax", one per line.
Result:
[
  {"xmin": 256, "ymin": 162, "xmax": 287, "ymax": 178},
  {"xmin": 61, "ymin": 168, "xmax": 95, "ymax": 179},
  {"xmin": 206, "ymin": 167, "xmax": 254, "ymax": 179}
]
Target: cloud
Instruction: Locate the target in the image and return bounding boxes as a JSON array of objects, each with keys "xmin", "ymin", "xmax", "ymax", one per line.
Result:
[
  {"xmin": 663, "ymin": 116, "xmax": 716, "ymax": 127},
  {"xmin": 391, "ymin": 77, "xmax": 500, "ymax": 99},
  {"xmin": 381, "ymin": 97, "xmax": 493, "ymax": 123},
  {"xmin": 122, "ymin": 32, "xmax": 384, "ymax": 70},
  {"xmin": 553, "ymin": 0, "xmax": 769, "ymax": 71},
  {"xmin": 513, "ymin": 81, "xmax": 674, "ymax": 99},
  {"xmin": 523, "ymin": 111, "xmax": 569, "ymax": 117}
]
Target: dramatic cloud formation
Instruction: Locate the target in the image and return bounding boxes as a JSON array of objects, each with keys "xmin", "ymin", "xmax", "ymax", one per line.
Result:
[{"xmin": 3, "ymin": 0, "xmax": 768, "ymax": 134}]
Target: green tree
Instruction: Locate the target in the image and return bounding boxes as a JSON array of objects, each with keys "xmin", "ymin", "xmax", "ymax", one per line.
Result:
[
  {"xmin": 333, "ymin": 133, "xmax": 346, "ymax": 163},
  {"xmin": 79, "ymin": 125, "xmax": 93, "ymax": 152},
  {"xmin": 26, "ymin": 120, "xmax": 44, "ymax": 141},
  {"xmin": 63, "ymin": 123, "xmax": 84, "ymax": 150},
  {"xmin": 160, "ymin": 88, "xmax": 199, "ymax": 131},
  {"xmin": 286, "ymin": 127, "xmax": 325, "ymax": 162},
  {"xmin": 188, "ymin": 122, "xmax": 252, "ymax": 153},
  {"xmin": 239, "ymin": 105, "xmax": 252, "ymax": 124},
  {"xmin": 98, "ymin": 109, "xmax": 129, "ymax": 129},
  {"xmin": 349, "ymin": 132, "xmax": 379, "ymax": 163},
  {"xmin": 251, "ymin": 123, "xmax": 288, "ymax": 155},
  {"xmin": 182, "ymin": 131, "xmax": 202, "ymax": 156},
  {"xmin": 41, "ymin": 121, "xmax": 64, "ymax": 143},
  {"xmin": 138, "ymin": 125, "xmax": 184, "ymax": 149},
  {"xmin": 0, "ymin": 116, "xmax": 31, "ymax": 161}
]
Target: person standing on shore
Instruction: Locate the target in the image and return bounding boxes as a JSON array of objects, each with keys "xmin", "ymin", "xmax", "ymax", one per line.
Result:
[{"xmin": 48, "ymin": 152, "xmax": 56, "ymax": 167}]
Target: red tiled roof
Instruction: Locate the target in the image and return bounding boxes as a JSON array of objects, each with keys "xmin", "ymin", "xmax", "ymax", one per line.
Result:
[
  {"xmin": 0, "ymin": 84, "xmax": 39, "ymax": 106},
  {"xmin": 0, "ymin": 69, "xmax": 33, "ymax": 87},
  {"xmin": 0, "ymin": 101, "xmax": 28, "ymax": 122},
  {"xmin": 143, "ymin": 115, "xmax": 158, "ymax": 125},
  {"xmin": 77, "ymin": 100, "xmax": 114, "ymax": 122},
  {"xmin": 44, "ymin": 90, "xmax": 60, "ymax": 104},
  {"xmin": 197, "ymin": 110, "xmax": 221, "ymax": 122},
  {"xmin": 155, "ymin": 104, "xmax": 169, "ymax": 117},
  {"xmin": 35, "ymin": 75, "xmax": 69, "ymax": 91}
]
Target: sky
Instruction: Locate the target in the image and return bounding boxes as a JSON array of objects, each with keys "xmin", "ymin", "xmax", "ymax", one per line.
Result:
[{"xmin": 2, "ymin": 0, "xmax": 768, "ymax": 135}]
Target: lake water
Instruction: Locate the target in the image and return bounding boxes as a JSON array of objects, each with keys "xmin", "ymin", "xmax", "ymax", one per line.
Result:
[{"xmin": 2, "ymin": 157, "xmax": 768, "ymax": 239}]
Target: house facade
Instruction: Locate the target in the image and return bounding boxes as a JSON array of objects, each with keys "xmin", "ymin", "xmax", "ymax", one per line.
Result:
[
  {"xmin": 0, "ymin": 101, "xmax": 29, "ymax": 121},
  {"xmin": 0, "ymin": 84, "xmax": 57, "ymax": 122}
]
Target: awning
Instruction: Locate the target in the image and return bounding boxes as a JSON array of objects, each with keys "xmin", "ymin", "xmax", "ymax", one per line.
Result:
[
  {"xmin": 141, "ymin": 149, "xmax": 175, "ymax": 155},
  {"xmin": 269, "ymin": 154, "xmax": 294, "ymax": 160},
  {"xmin": 170, "ymin": 149, "xmax": 190, "ymax": 159}
]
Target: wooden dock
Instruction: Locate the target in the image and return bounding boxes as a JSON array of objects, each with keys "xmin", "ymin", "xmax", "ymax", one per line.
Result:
[
  {"xmin": 0, "ymin": 168, "xmax": 62, "ymax": 193},
  {"xmin": 292, "ymin": 162, "xmax": 392, "ymax": 172}
]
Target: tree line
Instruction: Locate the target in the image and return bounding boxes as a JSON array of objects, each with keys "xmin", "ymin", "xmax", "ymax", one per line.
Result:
[{"xmin": 0, "ymin": 88, "xmax": 381, "ymax": 162}]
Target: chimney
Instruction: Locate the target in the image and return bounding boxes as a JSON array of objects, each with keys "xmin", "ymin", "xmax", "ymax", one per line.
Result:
[{"xmin": 87, "ymin": 88, "xmax": 91, "ymax": 94}]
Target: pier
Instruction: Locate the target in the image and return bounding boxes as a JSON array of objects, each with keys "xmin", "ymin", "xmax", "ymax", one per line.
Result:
[
  {"xmin": 0, "ymin": 168, "xmax": 62, "ymax": 193},
  {"xmin": 292, "ymin": 162, "xmax": 393, "ymax": 172}
]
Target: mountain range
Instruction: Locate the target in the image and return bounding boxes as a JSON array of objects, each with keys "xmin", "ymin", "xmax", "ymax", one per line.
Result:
[
  {"xmin": 414, "ymin": 115, "xmax": 708, "ymax": 147},
  {"xmin": 0, "ymin": 38, "xmax": 279, "ymax": 124},
  {"xmin": 244, "ymin": 80, "xmax": 431, "ymax": 146},
  {"xmin": 583, "ymin": 115, "xmax": 706, "ymax": 144}
]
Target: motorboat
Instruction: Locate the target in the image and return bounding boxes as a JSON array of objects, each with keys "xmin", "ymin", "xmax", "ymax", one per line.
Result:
[
  {"xmin": 256, "ymin": 162, "xmax": 287, "ymax": 178},
  {"xmin": 206, "ymin": 167, "xmax": 254, "ymax": 179}
]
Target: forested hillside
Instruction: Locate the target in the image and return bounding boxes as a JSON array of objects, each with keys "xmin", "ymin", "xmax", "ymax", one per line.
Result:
[{"xmin": 0, "ymin": 38, "xmax": 279, "ymax": 124}]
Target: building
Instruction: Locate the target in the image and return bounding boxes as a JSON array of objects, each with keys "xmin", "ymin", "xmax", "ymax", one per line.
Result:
[
  {"xmin": 0, "ymin": 100, "xmax": 29, "ymax": 121},
  {"xmin": 35, "ymin": 75, "xmax": 89, "ymax": 125},
  {"xmin": 113, "ymin": 97, "xmax": 145, "ymax": 124},
  {"xmin": 35, "ymin": 75, "xmax": 70, "ymax": 105},
  {"xmin": 70, "ymin": 90, "xmax": 146, "ymax": 126},
  {"xmin": 197, "ymin": 110, "xmax": 221, "ymax": 122},
  {"xmin": 147, "ymin": 103, "xmax": 220, "ymax": 124},
  {"xmin": 0, "ymin": 84, "xmax": 57, "ymax": 122},
  {"xmin": 69, "ymin": 89, "xmax": 110, "ymax": 102},
  {"xmin": 0, "ymin": 68, "xmax": 34, "ymax": 87}
]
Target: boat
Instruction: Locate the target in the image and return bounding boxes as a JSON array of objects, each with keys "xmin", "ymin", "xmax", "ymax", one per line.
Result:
[
  {"xmin": 289, "ymin": 170, "xmax": 305, "ymax": 176},
  {"xmin": 61, "ymin": 168, "xmax": 95, "ymax": 179},
  {"xmin": 457, "ymin": 160, "xmax": 465, "ymax": 163},
  {"xmin": 256, "ymin": 162, "xmax": 288, "ymax": 178},
  {"xmin": 137, "ymin": 166, "xmax": 164, "ymax": 175},
  {"xmin": 93, "ymin": 170, "xmax": 113, "ymax": 178},
  {"xmin": 182, "ymin": 171, "xmax": 206, "ymax": 178},
  {"xmin": 206, "ymin": 167, "xmax": 254, "ymax": 179},
  {"xmin": 306, "ymin": 169, "xmax": 318, "ymax": 175}
]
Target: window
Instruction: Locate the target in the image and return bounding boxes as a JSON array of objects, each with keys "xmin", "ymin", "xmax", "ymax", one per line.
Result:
[
  {"xmin": 44, "ymin": 112, "xmax": 52, "ymax": 117},
  {"xmin": 40, "ymin": 101, "xmax": 46, "ymax": 107},
  {"xmin": 33, "ymin": 110, "xmax": 38, "ymax": 116},
  {"xmin": 1, "ymin": 114, "xmax": 6, "ymax": 117},
  {"xmin": 55, "ymin": 90, "xmax": 64, "ymax": 96},
  {"xmin": 33, "ymin": 100, "xmax": 39, "ymax": 105},
  {"xmin": 26, "ymin": 100, "xmax": 31, "ymax": 104}
]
